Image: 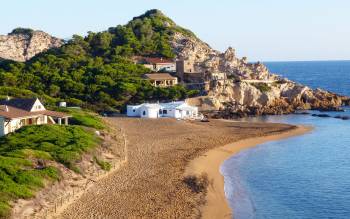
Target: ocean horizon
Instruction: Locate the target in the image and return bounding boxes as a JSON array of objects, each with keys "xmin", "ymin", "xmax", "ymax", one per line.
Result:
[{"xmin": 222, "ymin": 60, "xmax": 350, "ymax": 219}]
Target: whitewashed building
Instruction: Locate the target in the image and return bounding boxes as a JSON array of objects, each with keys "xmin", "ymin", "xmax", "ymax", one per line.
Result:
[
  {"xmin": 0, "ymin": 98, "xmax": 71, "ymax": 136},
  {"xmin": 127, "ymin": 101, "xmax": 198, "ymax": 119}
]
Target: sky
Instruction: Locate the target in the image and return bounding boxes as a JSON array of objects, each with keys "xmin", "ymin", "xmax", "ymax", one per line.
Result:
[{"xmin": 1, "ymin": 0, "xmax": 350, "ymax": 61}]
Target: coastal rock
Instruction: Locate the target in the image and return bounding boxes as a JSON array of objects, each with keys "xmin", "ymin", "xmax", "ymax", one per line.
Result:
[
  {"xmin": 0, "ymin": 28, "xmax": 63, "ymax": 62},
  {"xmin": 169, "ymin": 27, "xmax": 349, "ymax": 116}
]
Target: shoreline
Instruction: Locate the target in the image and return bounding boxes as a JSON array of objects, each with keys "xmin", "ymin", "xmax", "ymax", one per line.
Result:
[{"xmin": 185, "ymin": 124, "xmax": 313, "ymax": 219}]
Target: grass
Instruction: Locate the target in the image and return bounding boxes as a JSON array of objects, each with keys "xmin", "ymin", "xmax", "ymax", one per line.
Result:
[
  {"xmin": 93, "ymin": 156, "xmax": 111, "ymax": 171},
  {"xmin": 252, "ymin": 82, "xmax": 272, "ymax": 93},
  {"xmin": 55, "ymin": 108, "xmax": 105, "ymax": 130},
  {"xmin": 0, "ymin": 124, "xmax": 101, "ymax": 218}
]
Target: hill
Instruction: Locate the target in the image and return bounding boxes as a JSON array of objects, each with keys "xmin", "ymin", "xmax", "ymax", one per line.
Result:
[
  {"xmin": 0, "ymin": 9, "xmax": 348, "ymax": 115},
  {"xmin": 0, "ymin": 10, "xmax": 199, "ymax": 111}
]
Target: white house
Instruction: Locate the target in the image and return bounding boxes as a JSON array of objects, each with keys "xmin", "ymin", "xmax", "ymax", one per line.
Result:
[
  {"xmin": 127, "ymin": 101, "xmax": 198, "ymax": 119},
  {"xmin": 0, "ymin": 98, "xmax": 71, "ymax": 136},
  {"xmin": 134, "ymin": 57, "xmax": 176, "ymax": 72}
]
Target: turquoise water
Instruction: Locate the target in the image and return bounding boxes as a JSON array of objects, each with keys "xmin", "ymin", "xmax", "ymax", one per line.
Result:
[{"xmin": 222, "ymin": 61, "xmax": 350, "ymax": 219}]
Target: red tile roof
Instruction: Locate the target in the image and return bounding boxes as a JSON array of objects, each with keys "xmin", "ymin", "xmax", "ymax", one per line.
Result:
[
  {"xmin": 0, "ymin": 105, "xmax": 36, "ymax": 119},
  {"xmin": 0, "ymin": 106, "xmax": 70, "ymax": 119},
  {"xmin": 135, "ymin": 56, "xmax": 174, "ymax": 64},
  {"xmin": 0, "ymin": 98, "xmax": 70, "ymax": 119}
]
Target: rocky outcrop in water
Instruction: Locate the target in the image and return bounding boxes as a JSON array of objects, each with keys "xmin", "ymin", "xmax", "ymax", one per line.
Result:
[{"xmin": 0, "ymin": 28, "xmax": 63, "ymax": 62}]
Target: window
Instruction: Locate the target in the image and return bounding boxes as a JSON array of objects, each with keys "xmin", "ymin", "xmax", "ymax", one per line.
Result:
[
  {"xmin": 143, "ymin": 111, "xmax": 146, "ymax": 116},
  {"xmin": 163, "ymin": 110, "xmax": 167, "ymax": 114},
  {"xmin": 133, "ymin": 109, "xmax": 136, "ymax": 112},
  {"xmin": 186, "ymin": 111, "xmax": 190, "ymax": 115},
  {"xmin": 159, "ymin": 109, "xmax": 162, "ymax": 114}
]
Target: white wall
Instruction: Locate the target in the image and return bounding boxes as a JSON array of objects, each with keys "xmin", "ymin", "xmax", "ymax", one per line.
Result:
[
  {"xmin": 5, "ymin": 118, "xmax": 22, "ymax": 135},
  {"xmin": 140, "ymin": 106, "xmax": 159, "ymax": 118},
  {"xmin": 127, "ymin": 106, "xmax": 141, "ymax": 117},
  {"xmin": 30, "ymin": 99, "xmax": 46, "ymax": 112},
  {"xmin": 157, "ymin": 63, "xmax": 176, "ymax": 72},
  {"xmin": 127, "ymin": 102, "xmax": 198, "ymax": 119}
]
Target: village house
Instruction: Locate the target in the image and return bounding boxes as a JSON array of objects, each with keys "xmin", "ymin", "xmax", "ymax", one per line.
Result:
[
  {"xmin": 134, "ymin": 57, "xmax": 176, "ymax": 72},
  {"xmin": 127, "ymin": 101, "xmax": 198, "ymax": 119},
  {"xmin": 144, "ymin": 73, "xmax": 178, "ymax": 87},
  {"xmin": 0, "ymin": 98, "xmax": 71, "ymax": 136}
]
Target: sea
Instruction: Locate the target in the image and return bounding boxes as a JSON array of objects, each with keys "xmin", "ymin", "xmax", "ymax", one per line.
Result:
[{"xmin": 221, "ymin": 61, "xmax": 350, "ymax": 219}]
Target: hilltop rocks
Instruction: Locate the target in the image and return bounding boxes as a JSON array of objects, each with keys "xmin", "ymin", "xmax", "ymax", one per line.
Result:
[
  {"xmin": 172, "ymin": 33, "xmax": 272, "ymax": 81},
  {"xmin": 172, "ymin": 32, "xmax": 216, "ymax": 63},
  {"xmin": 0, "ymin": 28, "xmax": 63, "ymax": 62}
]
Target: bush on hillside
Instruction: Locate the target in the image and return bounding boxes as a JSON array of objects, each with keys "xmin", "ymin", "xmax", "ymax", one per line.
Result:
[{"xmin": 0, "ymin": 125, "xmax": 100, "ymax": 217}]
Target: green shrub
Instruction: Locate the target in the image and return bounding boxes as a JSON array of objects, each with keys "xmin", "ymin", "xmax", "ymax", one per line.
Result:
[
  {"xmin": 0, "ymin": 201, "xmax": 10, "ymax": 218},
  {"xmin": 93, "ymin": 156, "xmax": 111, "ymax": 171},
  {"xmin": 55, "ymin": 108, "xmax": 105, "ymax": 130},
  {"xmin": 252, "ymin": 83, "xmax": 272, "ymax": 93},
  {"xmin": 0, "ymin": 125, "xmax": 100, "ymax": 217}
]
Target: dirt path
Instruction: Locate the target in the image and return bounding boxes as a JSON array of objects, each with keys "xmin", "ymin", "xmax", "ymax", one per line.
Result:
[{"xmin": 58, "ymin": 118, "xmax": 294, "ymax": 219}]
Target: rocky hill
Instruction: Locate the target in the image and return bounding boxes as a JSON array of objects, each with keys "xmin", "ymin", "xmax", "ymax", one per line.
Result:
[
  {"xmin": 0, "ymin": 28, "xmax": 63, "ymax": 62},
  {"xmin": 160, "ymin": 10, "xmax": 349, "ymax": 116}
]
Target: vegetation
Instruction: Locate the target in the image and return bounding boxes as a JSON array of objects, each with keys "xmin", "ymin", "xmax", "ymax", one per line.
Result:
[
  {"xmin": 0, "ymin": 9, "xmax": 200, "ymax": 217},
  {"xmin": 252, "ymin": 82, "xmax": 272, "ymax": 92},
  {"xmin": 183, "ymin": 173, "xmax": 209, "ymax": 194},
  {"xmin": 94, "ymin": 156, "xmax": 111, "ymax": 171},
  {"xmin": 0, "ymin": 124, "xmax": 100, "ymax": 217},
  {"xmin": 0, "ymin": 10, "xmax": 199, "ymax": 112},
  {"xmin": 56, "ymin": 108, "xmax": 105, "ymax": 129},
  {"xmin": 9, "ymin": 28, "xmax": 34, "ymax": 36}
]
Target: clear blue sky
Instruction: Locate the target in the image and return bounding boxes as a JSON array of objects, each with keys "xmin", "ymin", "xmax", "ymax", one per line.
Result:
[{"xmin": 2, "ymin": 0, "xmax": 349, "ymax": 61}]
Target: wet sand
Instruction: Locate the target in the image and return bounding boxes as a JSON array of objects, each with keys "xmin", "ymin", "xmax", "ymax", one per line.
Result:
[
  {"xmin": 58, "ymin": 118, "xmax": 297, "ymax": 218},
  {"xmin": 186, "ymin": 124, "xmax": 312, "ymax": 219}
]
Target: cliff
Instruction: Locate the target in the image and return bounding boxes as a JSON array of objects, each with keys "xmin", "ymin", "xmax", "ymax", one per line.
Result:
[{"xmin": 0, "ymin": 28, "xmax": 63, "ymax": 62}]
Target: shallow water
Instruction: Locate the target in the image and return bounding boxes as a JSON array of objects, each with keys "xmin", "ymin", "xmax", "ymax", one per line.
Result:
[{"xmin": 222, "ymin": 61, "xmax": 350, "ymax": 219}]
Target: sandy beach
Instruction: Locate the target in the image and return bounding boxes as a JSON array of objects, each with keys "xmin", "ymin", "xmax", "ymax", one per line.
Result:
[
  {"xmin": 56, "ymin": 118, "xmax": 303, "ymax": 218},
  {"xmin": 186, "ymin": 124, "xmax": 312, "ymax": 219}
]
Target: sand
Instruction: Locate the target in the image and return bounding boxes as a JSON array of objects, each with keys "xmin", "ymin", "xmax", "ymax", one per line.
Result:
[
  {"xmin": 56, "ymin": 118, "xmax": 302, "ymax": 218},
  {"xmin": 186, "ymin": 124, "xmax": 312, "ymax": 219}
]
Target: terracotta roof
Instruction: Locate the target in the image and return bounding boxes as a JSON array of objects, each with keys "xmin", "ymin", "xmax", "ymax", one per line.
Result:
[
  {"xmin": 0, "ymin": 98, "xmax": 37, "ymax": 111},
  {"xmin": 0, "ymin": 106, "xmax": 70, "ymax": 120},
  {"xmin": 0, "ymin": 105, "xmax": 37, "ymax": 119},
  {"xmin": 136, "ymin": 57, "xmax": 174, "ymax": 64},
  {"xmin": 144, "ymin": 73, "xmax": 177, "ymax": 80}
]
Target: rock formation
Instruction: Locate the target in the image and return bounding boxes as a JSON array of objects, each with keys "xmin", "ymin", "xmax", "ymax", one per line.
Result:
[
  {"xmin": 0, "ymin": 28, "xmax": 63, "ymax": 62},
  {"xmin": 169, "ymin": 29, "xmax": 350, "ymax": 117}
]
